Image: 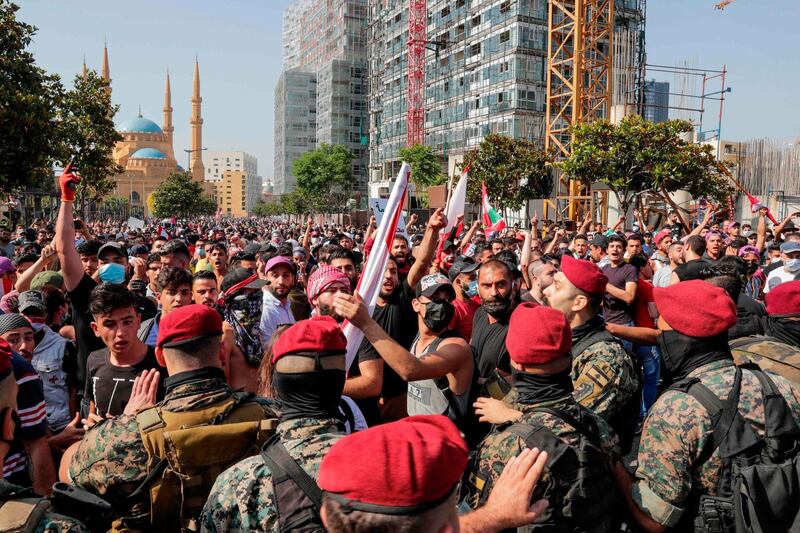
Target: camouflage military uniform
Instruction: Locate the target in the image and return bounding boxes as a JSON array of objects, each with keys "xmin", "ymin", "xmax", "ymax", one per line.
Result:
[
  {"xmin": 68, "ymin": 369, "xmax": 278, "ymax": 526},
  {"xmin": 200, "ymin": 417, "xmax": 344, "ymax": 532},
  {"xmin": 632, "ymin": 359, "xmax": 800, "ymax": 528},
  {"xmin": 730, "ymin": 335, "xmax": 800, "ymax": 384},
  {"xmin": 571, "ymin": 338, "xmax": 639, "ymax": 421},
  {"xmin": 0, "ymin": 480, "xmax": 87, "ymax": 533},
  {"xmin": 465, "ymin": 396, "xmax": 619, "ymax": 522}
]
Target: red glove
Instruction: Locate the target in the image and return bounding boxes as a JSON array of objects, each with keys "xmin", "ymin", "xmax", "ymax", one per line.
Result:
[{"xmin": 59, "ymin": 162, "xmax": 80, "ymax": 202}]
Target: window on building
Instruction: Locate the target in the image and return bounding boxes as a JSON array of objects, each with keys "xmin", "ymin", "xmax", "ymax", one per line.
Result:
[
  {"xmin": 471, "ymin": 15, "xmax": 481, "ymax": 27},
  {"xmin": 441, "ymin": 6, "xmax": 450, "ymax": 17},
  {"xmin": 500, "ymin": 1, "xmax": 511, "ymax": 13},
  {"xmin": 470, "ymin": 43, "xmax": 481, "ymax": 56},
  {"xmin": 499, "ymin": 30, "xmax": 510, "ymax": 43}
]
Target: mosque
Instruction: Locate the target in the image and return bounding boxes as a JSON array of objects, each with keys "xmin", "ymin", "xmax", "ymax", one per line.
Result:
[{"xmin": 85, "ymin": 44, "xmax": 207, "ymax": 214}]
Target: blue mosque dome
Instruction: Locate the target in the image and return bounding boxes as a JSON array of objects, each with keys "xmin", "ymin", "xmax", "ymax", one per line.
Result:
[
  {"xmin": 130, "ymin": 148, "xmax": 167, "ymax": 159},
  {"xmin": 119, "ymin": 116, "xmax": 163, "ymax": 134}
]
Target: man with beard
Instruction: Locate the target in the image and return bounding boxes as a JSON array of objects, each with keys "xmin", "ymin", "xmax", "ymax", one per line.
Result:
[
  {"xmin": 703, "ymin": 230, "xmax": 724, "ymax": 262},
  {"xmin": 220, "ymin": 268, "xmax": 267, "ymax": 392},
  {"xmin": 730, "ymin": 280, "xmax": 800, "ymax": 384},
  {"xmin": 471, "ymin": 259, "xmax": 515, "ymax": 390},
  {"xmin": 651, "ymin": 239, "xmax": 683, "ymax": 288},
  {"xmin": 347, "ymin": 209, "xmax": 447, "ymax": 423},
  {"xmin": 0, "ymin": 223, "xmax": 15, "ymax": 258},
  {"xmin": 448, "ymin": 258, "xmax": 480, "ymax": 341},
  {"xmin": 327, "ymin": 247, "xmax": 358, "ymax": 291},
  {"xmin": 614, "ymin": 281, "xmax": 800, "ymax": 532},
  {"xmin": 336, "ymin": 274, "xmax": 473, "ymax": 429},
  {"xmin": 390, "ymin": 234, "xmax": 413, "ymax": 280},
  {"xmin": 192, "ymin": 270, "xmax": 219, "ymax": 308},
  {"xmin": 259, "ymin": 256, "xmax": 296, "ymax": 341},
  {"xmin": 307, "ymin": 265, "xmax": 352, "ymax": 321}
]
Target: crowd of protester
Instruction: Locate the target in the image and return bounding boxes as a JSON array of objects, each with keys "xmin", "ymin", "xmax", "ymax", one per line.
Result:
[{"xmin": 1, "ymin": 164, "xmax": 800, "ymax": 532}]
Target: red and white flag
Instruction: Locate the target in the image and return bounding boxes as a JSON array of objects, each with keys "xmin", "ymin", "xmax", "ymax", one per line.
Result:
[
  {"xmin": 481, "ymin": 182, "xmax": 506, "ymax": 233},
  {"xmin": 156, "ymin": 226, "xmax": 170, "ymax": 240},
  {"xmin": 444, "ymin": 162, "xmax": 469, "ymax": 234},
  {"xmin": 343, "ymin": 163, "xmax": 410, "ymax": 368}
]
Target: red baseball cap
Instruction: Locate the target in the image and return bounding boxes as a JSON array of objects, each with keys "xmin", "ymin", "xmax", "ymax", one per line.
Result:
[
  {"xmin": 507, "ymin": 303, "xmax": 572, "ymax": 365},
  {"xmin": 560, "ymin": 255, "xmax": 608, "ymax": 295},
  {"xmin": 653, "ymin": 280, "xmax": 737, "ymax": 337},
  {"xmin": 156, "ymin": 304, "xmax": 223, "ymax": 349},
  {"xmin": 317, "ymin": 415, "xmax": 467, "ymax": 513},
  {"xmin": 654, "ymin": 229, "xmax": 671, "ymax": 245},
  {"xmin": 765, "ymin": 281, "xmax": 800, "ymax": 316},
  {"xmin": 272, "ymin": 316, "xmax": 347, "ymax": 362}
]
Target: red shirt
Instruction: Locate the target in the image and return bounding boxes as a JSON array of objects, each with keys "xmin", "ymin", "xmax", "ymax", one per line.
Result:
[
  {"xmin": 632, "ymin": 279, "xmax": 656, "ymax": 329},
  {"xmin": 450, "ymin": 297, "xmax": 480, "ymax": 341}
]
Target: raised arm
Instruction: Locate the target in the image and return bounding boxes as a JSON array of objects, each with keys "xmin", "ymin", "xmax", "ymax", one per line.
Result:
[
  {"xmin": 460, "ymin": 220, "xmax": 480, "ymax": 254},
  {"xmin": 756, "ymin": 208, "xmax": 767, "ymax": 252},
  {"xmin": 688, "ymin": 207, "xmax": 714, "ymax": 237},
  {"xmin": 54, "ymin": 165, "xmax": 84, "ymax": 291},
  {"xmin": 407, "ymin": 208, "xmax": 447, "ymax": 290},
  {"xmin": 14, "ymin": 245, "xmax": 56, "ymax": 292},
  {"xmin": 773, "ymin": 211, "xmax": 799, "ymax": 241}
]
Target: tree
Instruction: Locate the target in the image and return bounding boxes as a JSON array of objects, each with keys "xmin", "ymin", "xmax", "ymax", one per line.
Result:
[
  {"xmin": 293, "ymin": 144, "xmax": 354, "ymax": 212},
  {"xmin": 151, "ymin": 173, "xmax": 215, "ymax": 219},
  {"xmin": 463, "ymin": 134, "xmax": 552, "ymax": 212},
  {"xmin": 398, "ymin": 144, "xmax": 446, "ymax": 187},
  {"xmin": 560, "ymin": 115, "xmax": 734, "ymax": 215},
  {"xmin": 55, "ymin": 71, "xmax": 123, "ymax": 209},
  {"xmin": 0, "ymin": 1, "xmax": 64, "ymax": 191},
  {"xmin": 101, "ymin": 196, "xmax": 129, "ymax": 218}
]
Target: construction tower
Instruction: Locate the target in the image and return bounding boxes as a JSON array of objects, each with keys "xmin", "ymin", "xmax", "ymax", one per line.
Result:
[{"xmin": 407, "ymin": 0, "xmax": 426, "ymax": 146}]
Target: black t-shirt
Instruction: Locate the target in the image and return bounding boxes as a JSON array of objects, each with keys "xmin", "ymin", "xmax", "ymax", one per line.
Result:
[
  {"xmin": 470, "ymin": 306, "xmax": 510, "ymax": 380},
  {"xmin": 83, "ymin": 345, "xmax": 167, "ymax": 417},
  {"xmin": 69, "ymin": 274, "xmax": 158, "ymax": 400},
  {"xmin": 729, "ymin": 293, "xmax": 767, "ymax": 340},
  {"xmin": 601, "ymin": 262, "xmax": 638, "ymax": 325},
  {"xmin": 354, "ymin": 279, "xmax": 417, "ymax": 398},
  {"xmin": 674, "ymin": 258, "xmax": 713, "ymax": 282}
]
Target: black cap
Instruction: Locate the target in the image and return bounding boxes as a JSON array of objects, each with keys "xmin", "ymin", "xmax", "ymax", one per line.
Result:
[
  {"xmin": 98, "ymin": 242, "xmax": 126, "ymax": 259},
  {"xmin": 221, "ymin": 267, "xmax": 267, "ymax": 294},
  {"xmin": 591, "ymin": 234, "xmax": 609, "ymax": 250},
  {"xmin": 130, "ymin": 244, "xmax": 149, "ymax": 256},
  {"xmin": 243, "ymin": 243, "xmax": 262, "ymax": 255},
  {"xmin": 448, "ymin": 257, "xmax": 480, "ymax": 282},
  {"xmin": 442, "ymin": 240, "xmax": 457, "ymax": 252}
]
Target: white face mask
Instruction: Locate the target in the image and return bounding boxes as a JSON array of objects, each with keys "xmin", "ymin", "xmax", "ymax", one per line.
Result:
[{"xmin": 785, "ymin": 258, "xmax": 800, "ymax": 272}]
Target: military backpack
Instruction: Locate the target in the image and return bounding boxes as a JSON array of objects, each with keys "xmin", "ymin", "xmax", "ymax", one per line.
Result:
[
  {"xmin": 673, "ymin": 364, "xmax": 800, "ymax": 533},
  {"xmin": 730, "ymin": 335, "xmax": 800, "ymax": 385},
  {"xmin": 126, "ymin": 392, "xmax": 277, "ymax": 532}
]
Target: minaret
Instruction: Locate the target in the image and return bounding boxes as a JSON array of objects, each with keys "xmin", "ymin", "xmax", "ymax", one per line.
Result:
[
  {"xmin": 101, "ymin": 40, "xmax": 111, "ymax": 94},
  {"xmin": 189, "ymin": 59, "xmax": 204, "ymax": 181},
  {"xmin": 163, "ymin": 69, "xmax": 174, "ymax": 158},
  {"xmin": 81, "ymin": 55, "xmax": 87, "ymax": 80}
]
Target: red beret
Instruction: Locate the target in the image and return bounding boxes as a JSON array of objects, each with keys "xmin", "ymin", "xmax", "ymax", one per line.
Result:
[
  {"xmin": 317, "ymin": 415, "xmax": 467, "ymax": 512},
  {"xmin": 654, "ymin": 229, "xmax": 671, "ymax": 245},
  {"xmin": 156, "ymin": 304, "xmax": 223, "ymax": 349},
  {"xmin": 765, "ymin": 281, "xmax": 800, "ymax": 316},
  {"xmin": 506, "ymin": 303, "xmax": 572, "ymax": 365},
  {"xmin": 560, "ymin": 255, "xmax": 608, "ymax": 295},
  {"xmin": 272, "ymin": 316, "xmax": 347, "ymax": 362},
  {"xmin": 0, "ymin": 337, "xmax": 11, "ymax": 380},
  {"xmin": 653, "ymin": 280, "xmax": 737, "ymax": 337}
]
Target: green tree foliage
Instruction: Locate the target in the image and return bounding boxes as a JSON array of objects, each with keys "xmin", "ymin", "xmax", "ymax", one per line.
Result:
[
  {"xmin": 55, "ymin": 71, "xmax": 123, "ymax": 208},
  {"xmin": 398, "ymin": 144, "xmax": 445, "ymax": 187},
  {"xmin": 560, "ymin": 115, "xmax": 734, "ymax": 214},
  {"xmin": 463, "ymin": 134, "xmax": 552, "ymax": 212},
  {"xmin": 0, "ymin": 1, "xmax": 63, "ymax": 190},
  {"xmin": 293, "ymin": 144, "xmax": 354, "ymax": 212},
  {"xmin": 151, "ymin": 173, "xmax": 215, "ymax": 219}
]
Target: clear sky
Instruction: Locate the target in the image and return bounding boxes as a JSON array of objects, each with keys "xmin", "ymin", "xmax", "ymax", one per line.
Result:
[{"xmin": 18, "ymin": 0, "xmax": 800, "ymax": 183}]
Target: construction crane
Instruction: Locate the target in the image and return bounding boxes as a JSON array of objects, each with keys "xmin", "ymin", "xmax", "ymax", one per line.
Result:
[
  {"xmin": 714, "ymin": 0, "xmax": 736, "ymax": 10},
  {"xmin": 545, "ymin": 0, "xmax": 615, "ymax": 221},
  {"xmin": 407, "ymin": 0, "xmax": 427, "ymax": 146}
]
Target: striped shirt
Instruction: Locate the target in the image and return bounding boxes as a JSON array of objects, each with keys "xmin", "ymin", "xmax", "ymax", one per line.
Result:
[{"xmin": 3, "ymin": 354, "xmax": 47, "ymax": 484}]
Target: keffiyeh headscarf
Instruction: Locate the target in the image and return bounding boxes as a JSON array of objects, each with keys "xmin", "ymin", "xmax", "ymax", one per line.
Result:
[{"xmin": 222, "ymin": 290, "xmax": 264, "ymax": 367}]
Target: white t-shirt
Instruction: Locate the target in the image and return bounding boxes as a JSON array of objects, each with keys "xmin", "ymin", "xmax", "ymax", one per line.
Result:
[{"xmin": 764, "ymin": 267, "xmax": 797, "ymax": 293}]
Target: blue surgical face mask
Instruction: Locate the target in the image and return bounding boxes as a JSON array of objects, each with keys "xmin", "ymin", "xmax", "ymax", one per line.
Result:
[
  {"xmin": 785, "ymin": 258, "xmax": 800, "ymax": 273},
  {"xmin": 465, "ymin": 279, "xmax": 479, "ymax": 298},
  {"xmin": 98, "ymin": 262, "xmax": 126, "ymax": 285},
  {"xmin": 197, "ymin": 248, "xmax": 206, "ymax": 258}
]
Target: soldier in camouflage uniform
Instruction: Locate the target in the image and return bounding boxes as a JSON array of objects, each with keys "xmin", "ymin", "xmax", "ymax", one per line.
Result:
[
  {"xmin": 201, "ymin": 316, "xmax": 349, "ymax": 532},
  {"xmin": 0, "ymin": 340, "xmax": 87, "ymax": 533},
  {"xmin": 64, "ymin": 305, "xmax": 278, "ymax": 530},
  {"xmin": 615, "ymin": 281, "xmax": 800, "ymax": 531},
  {"xmin": 465, "ymin": 304, "xmax": 620, "ymax": 531}
]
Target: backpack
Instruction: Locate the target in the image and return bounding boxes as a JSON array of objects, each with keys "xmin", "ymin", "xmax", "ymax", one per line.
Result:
[
  {"xmin": 730, "ymin": 335, "xmax": 800, "ymax": 385},
  {"xmin": 259, "ymin": 434, "xmax": 326, "ymax": 532},
  {"xmin": 674, "ymin": 364, "xmax": 800, "ymax": 533},
  {"xmin": 464, "ymin": 406, "xmax": 618, "ymax": 532},
  {"xmin": 571, "ymin": 328, "xmax": 642, "ymax": 455},
  {"xmin": 126, "ymin": 392, "xmax": 278, "ymax": 532}
]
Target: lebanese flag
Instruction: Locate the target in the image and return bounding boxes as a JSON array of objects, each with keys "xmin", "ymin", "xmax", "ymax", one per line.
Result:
[
  {"xmin": 481, "ymin": 182, "xmax": 506, "ymax": 232},
  {"xmin": 342, "ymin": 163, "xmax": 410, "ymax": 368},
  {"xmin": 157, "ymin": 226, "xmax": 170, "ymax": 240}
]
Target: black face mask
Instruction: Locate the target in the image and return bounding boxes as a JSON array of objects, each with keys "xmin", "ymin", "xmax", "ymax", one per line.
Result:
[
  {"xmin": 512, "ymin": 367, "xmax": 574, "ymax": 405},
  {"xmin": 765, "ymin": 316, "xmax": 800, "ymax": 349},
  {"xmin": 272, "ymin": 367, "xmax": 346, "ymax": 422},
  {"xmin": 656, "ymin": 330, "xmax": 731, "ymax": 385},
  {"xmin": 422, "ymin": 300, "xmax": 455, "ymax": 332},
  {"xmin": 746, "ymin": 262, "xmax": 759, "ymax": 276},
  {"xmin": 483, "ymin": 294, "xmax": 513, "ymax": 320}
]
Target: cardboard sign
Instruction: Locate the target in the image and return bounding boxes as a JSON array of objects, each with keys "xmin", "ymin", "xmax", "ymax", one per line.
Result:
[{"xmin": 370, "ymin": 198, "xmax": 408, "ymax": 238}]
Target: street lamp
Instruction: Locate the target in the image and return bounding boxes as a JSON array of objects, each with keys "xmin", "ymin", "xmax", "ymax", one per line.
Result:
[{"xmin": 183, "ymin": 148, "xmax": 207, "ymax": 175}]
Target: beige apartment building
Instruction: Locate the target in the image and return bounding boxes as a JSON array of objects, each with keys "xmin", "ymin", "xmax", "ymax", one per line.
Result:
[{"xmin": 213, "ymin": 170, "xmax": 250, "ymax": 217}]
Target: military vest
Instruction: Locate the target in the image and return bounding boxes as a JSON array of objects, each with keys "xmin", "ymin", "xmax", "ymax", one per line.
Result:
[
  {"xmin": 730, "ymin": 335, "xmax": 800, "ymax": 385},
  {"xmin": 126, "ymin": 392, "xmax": 277, "ymax": 532}
]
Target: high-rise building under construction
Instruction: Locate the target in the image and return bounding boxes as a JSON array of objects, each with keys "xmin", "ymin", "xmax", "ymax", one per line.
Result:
[
  {"xmin": 275, "ymin": 0, "xmax": 369, "ymax": 199},
  {"xmin": 367, "ymin": 0, "xmax": 644, "ymax": 196}
]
